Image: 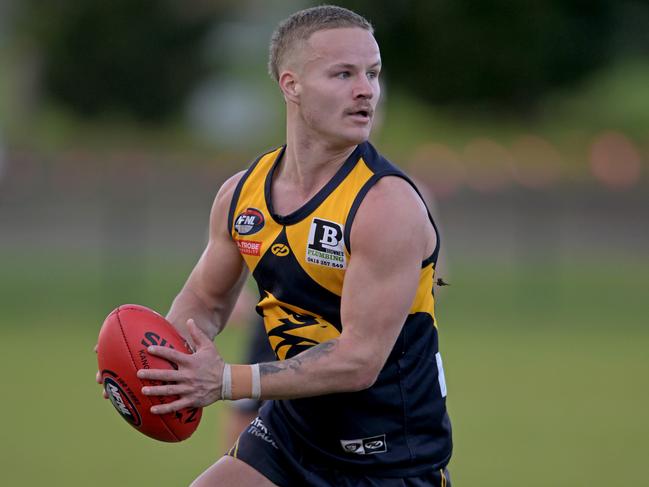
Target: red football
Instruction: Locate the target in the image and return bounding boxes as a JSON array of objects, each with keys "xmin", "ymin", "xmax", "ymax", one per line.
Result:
[{"xmin": 97, "ymin": 304, "xmax": 202, "ymax": 442}]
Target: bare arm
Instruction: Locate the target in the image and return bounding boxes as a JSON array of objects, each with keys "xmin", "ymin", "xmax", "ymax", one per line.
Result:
[
  {"xmin": 257, "ymin": 176, "xmax": 436, "ymax": 398},
  {"xmin": 135, "ymin": 171, "xmax": 253, "ymax": 412},
  {"xmin": 139, "ymin": 176, "xmax": 436, "ymax": 411},
  {"xmin": 166, "ymin": 171, "xmax": 248, "ymax": 343}
]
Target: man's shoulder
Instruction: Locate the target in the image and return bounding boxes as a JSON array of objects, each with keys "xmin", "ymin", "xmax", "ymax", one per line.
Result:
[
  {"xmin": 219, "ymin": 170, "xmax": 247, "ymax": 200},
  {"xmin": 355, "ymin": 142, "xmax": 421, "ymax": 209},
  {"xmin": 362, "ymin": 176, "xmax": 424, "ymax": 217},
  {"xmin": 359, "ymin": 141, "xmax": 404, "ymax": 176},
  {"xmin": 221, "ymin": 144, "xmax": 285, "ymax": 198}
]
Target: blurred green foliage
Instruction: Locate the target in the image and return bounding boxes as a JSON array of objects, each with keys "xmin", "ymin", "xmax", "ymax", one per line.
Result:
[
  {"xmin": 1, "ymin": 0, "xmax": 646, "ymax": 160},
  {"xmin": 344, "ymin": 0, "xmax": 615, "ymax": 111},
  {"xmin": 17, "ymin": 0, "xmax": 649, "ymax": 122},
  {"xmin": 23, "ymin": 0, "xmax": 222, "ymax": 121}
]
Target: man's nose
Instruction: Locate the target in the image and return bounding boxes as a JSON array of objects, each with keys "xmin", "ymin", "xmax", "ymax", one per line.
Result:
[{"xmin": 352, "ymin": 74, "xmax": 374, "ymax": 99}]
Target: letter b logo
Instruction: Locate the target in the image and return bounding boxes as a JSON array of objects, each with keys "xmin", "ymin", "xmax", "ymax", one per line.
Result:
[{"xmin": 308, "ymin": 218, "xmax": 343, "ymax": 251}]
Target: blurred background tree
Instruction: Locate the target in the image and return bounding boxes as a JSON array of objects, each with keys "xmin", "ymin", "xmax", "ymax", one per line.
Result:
[
  {"xmin": 23, "ymin": 0, "xmax": 226, "ymax": 122},
  {"xmin": 5, "ymin": 0, "xmax": 648, "ymax": 128},
  {"xmin": 346, "ymin": 0, "xmax": 615, "ymax": 112}
]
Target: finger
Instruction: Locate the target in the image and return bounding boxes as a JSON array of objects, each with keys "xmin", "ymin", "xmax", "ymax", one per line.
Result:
[
  {"xmin": 187, "ymin": 319, "xmax": 211, "ymax": 350},
  {"xmin": 151, "ymin": 397, "xmax": 193, "ymax": 415},
  {"xmin": 96, "ymin": 371, "xmax": 108, "ymax": 399},
  {"xmin": 146, "ymin": 345, "xmax": 189, "ymax": 365},
  {"xmin": 141, "ymin": 383, "xmax": 192, "ymax": 397},
  {"xmin": 137, "ymin": 368, "xmax": 181, "ymax": 382}
]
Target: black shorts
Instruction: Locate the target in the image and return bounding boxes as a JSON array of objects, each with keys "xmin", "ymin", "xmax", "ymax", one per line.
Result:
[{"xmin": 226, "ymin": 417, "xmax": 451, "ymax": 487}]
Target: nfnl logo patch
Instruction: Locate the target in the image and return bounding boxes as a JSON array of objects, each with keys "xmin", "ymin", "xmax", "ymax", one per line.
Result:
[
  {"xmin": 234, "ymin": 208, "xmax": 265, "ymax": 235},
  {"xmin": 306, "ymin": 218, "xmax": 346, "ymax": 269},
  {"xmin": 340, "ymin": 434, "xmax": 387, "ymax": 455}
]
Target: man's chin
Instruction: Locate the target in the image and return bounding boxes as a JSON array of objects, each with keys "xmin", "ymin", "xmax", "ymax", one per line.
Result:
[
  {"xmin": 338, "ymin": 128, "xmax": 372, "ymax": 146},
  {"xmin": 317, "ymin": 126, "xmax": 372, "ymax": 151}
]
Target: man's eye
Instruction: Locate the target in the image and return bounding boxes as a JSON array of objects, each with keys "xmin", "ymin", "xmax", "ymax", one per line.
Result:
[
  {"xmin": 337, "ymin": 71, "xmax": 351, "ymax": 79},
  {"xmin": 367, "ymin": 71, "xmax": 378, "ymax": 79}
]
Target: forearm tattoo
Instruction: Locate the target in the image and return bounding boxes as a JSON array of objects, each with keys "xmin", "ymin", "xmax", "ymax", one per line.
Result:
[{"xmin": 259, "ymin": 340, "xmax": 337, "ymax": 376}]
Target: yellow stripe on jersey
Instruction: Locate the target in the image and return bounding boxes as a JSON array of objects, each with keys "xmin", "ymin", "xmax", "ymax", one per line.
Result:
[
  {"xmin": 410, "ymin": 262, "xmax": 436, "ymax": 324},
  {"xmin": 231, "ymin": 147, "xmax": 283, "ymax": 273},
  {"xmin": 230, "ymin": 143, "xmax": 439, "ymax": 362}
]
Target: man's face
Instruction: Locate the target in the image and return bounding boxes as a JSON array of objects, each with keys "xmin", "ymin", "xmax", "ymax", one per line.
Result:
[{"xmin": 290, "ymin": 27, "xmax": 381, "ymax": 148}]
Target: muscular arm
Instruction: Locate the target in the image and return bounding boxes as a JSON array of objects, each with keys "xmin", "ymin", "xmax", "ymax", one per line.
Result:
[
  {"xmin": 257, "ymin": 176, "xmax": 436, "ymax": 399},
  {"xmin": 139, "ymin": 176, "xmax": 437, "ymax": 412},
  {"xmin": 167, "ymin": 171, "xmax": 248, "ymax": 343}
]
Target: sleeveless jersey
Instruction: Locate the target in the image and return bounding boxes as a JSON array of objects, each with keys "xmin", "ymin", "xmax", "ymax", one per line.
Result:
[{"xmin": 228, "ymin": 141, "xmax": 452, "ymax": 475}]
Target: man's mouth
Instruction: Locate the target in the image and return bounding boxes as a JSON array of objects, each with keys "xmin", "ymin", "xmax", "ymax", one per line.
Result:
[{"xmin": 347, "ymin": 107, "xmax": 373, "ymax": 119}]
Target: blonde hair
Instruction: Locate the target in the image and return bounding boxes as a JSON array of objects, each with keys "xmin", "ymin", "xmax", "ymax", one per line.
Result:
[{"xmin": 268, "ymin": 5, "xmax": 373, "ymax": 81}]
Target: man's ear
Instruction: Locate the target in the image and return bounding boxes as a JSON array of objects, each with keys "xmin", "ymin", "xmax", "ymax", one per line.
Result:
[{"xmin": 279, "ymin": 71, "xmax": 300, "ymax": 103}]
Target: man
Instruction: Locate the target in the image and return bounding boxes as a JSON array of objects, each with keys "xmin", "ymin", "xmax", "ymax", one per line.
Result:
[{"xmin": 133, "ymin": 5, "xmax": 452, "ymax": 486}]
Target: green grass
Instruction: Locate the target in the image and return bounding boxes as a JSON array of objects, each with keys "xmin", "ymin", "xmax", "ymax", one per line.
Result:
[
  {"xmin": 441, "ymin": 256, "xmax": 649, "ymax": 485},
  {"xmin": 1, "ymin": 252, "xmax": 647, "ymax": 486}
]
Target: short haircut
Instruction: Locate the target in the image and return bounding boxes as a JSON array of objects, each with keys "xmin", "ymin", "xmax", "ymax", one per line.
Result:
[{"xmin": 268, "ymin": 5, "xmax": 373, "ymax": 81}]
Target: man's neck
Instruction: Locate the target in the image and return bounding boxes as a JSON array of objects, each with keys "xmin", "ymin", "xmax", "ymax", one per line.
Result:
[{"xmin": 279, "ymin": 125, "xmax": 358, "ymax": 194}]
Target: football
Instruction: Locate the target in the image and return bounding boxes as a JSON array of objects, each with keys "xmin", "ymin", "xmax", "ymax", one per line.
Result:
[{"xmin": 96, "ymin": 304, "xmax": 202, "ymax": 442}]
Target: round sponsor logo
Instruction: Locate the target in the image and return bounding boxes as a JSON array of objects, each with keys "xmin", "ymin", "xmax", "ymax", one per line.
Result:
[
  {"xmin": 104, "ymin": 377, "xmax": 142, "ymax": 427},
  {"xmin": 271, "ymin": 244, "xmax": 289, "ymax": 256},
  {"xmin": 234, "ymin": 208, "xmax": 265, "ymax": 235}
]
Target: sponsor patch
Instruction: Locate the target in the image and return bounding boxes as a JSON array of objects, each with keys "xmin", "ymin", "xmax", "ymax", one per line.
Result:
[
  {"xmin": 236, "ymin": 239, "xmax": 262, "ymax": 256},
  {"xmin": 306, "ymin": 218, "xmax": 346, "ymax": 269},
  {"xmin": 340, "ymin": 434, "xmax": 387, "ymax": 455},
  {"xmin": 234, "ymin": 208, "xmax": 265, "ymax": 235}
]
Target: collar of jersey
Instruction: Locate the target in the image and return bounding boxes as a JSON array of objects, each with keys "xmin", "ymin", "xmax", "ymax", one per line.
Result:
[{"xmin": 264, "ymin": 142, "xmax": 366, "ymax": 226}]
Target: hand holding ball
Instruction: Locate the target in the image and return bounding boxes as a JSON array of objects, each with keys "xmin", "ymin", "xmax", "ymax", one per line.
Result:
[{"xmin": 96, "ymin": 304, "xmax": 202, "ymax": 442}]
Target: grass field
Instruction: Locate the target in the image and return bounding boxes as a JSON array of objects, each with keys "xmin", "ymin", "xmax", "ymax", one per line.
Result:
[{"xmin": 1, "ymin": 251, "xmax": 647, "ymax": 486}]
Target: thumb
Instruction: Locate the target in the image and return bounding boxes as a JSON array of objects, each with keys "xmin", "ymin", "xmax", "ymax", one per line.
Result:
[{"xmin": 186, "ymin": 319, "xmax": 211, "ymax": 350}]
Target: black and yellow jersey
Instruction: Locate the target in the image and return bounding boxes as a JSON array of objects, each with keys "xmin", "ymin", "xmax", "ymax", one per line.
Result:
[{"xmin": 228, "ymin": 141, "xmax": 452, "ymax": 475}]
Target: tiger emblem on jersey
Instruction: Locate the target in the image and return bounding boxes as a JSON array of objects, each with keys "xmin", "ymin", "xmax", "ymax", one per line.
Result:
[{"xmin": 257, "ymin": 292, "xmax": 341, "ymax": 360}]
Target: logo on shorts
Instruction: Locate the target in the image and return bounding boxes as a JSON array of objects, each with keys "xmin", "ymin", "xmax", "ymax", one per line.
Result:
[
  {"xmin": 104, "ymin": 377, "xmax": 141, "ymax": 427},
  {"xmin": 247, "ymin": 417, "xmax": 279, "ymax": 449},
  {"xmin": 340, "ymin": 434, "xmax": 387, "ymax": 455},
  {"xmin": 306, "ymin": 218, "xmax": 346, "ymax": 269},
  {"xmin": 234, "ymin": 208, "xmax": 265, "ymax": 235}
]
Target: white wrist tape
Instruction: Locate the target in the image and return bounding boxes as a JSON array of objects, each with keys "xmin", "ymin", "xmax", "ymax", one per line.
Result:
[
  {"xmin": 251, "ymin": 364, "xmax": 261, "ymax": 400},
  {"xmin": 221, "ymin": 363, "xmax": 232, "ymax": 400}
]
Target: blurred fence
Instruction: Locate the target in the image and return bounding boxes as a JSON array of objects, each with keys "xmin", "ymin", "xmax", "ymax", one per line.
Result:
[{"xmin": 1, "ymin": 146, "xmax": 646, "ymax": 263}]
